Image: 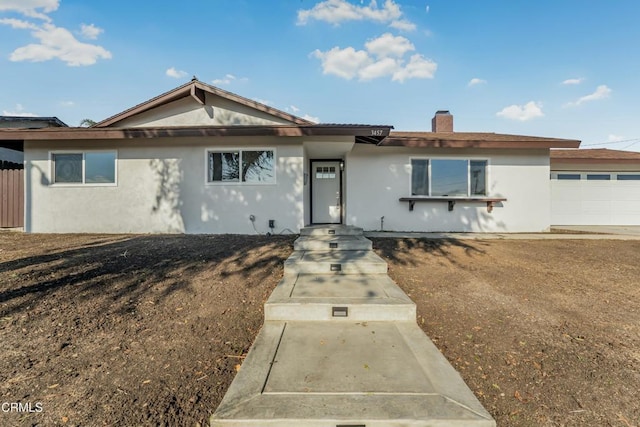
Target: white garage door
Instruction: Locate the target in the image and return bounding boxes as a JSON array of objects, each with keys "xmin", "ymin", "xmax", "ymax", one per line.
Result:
[{"xmin": 551, "ymin": 172, "xmax": 640, "ymax": 225}]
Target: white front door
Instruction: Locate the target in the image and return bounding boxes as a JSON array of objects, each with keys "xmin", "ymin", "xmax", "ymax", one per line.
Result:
[{"xmin": 311, "ymin": 161, "xmax": 342, "ymax": 224}]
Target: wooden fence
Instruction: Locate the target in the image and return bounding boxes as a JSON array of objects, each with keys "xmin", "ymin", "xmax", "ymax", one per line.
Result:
[{"xmin": 0, "ymin": 169, "xmax": 24, "ymax": 228}]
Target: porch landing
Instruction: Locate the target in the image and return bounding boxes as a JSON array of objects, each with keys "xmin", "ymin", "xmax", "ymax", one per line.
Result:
[{"xmin": 211, "ymin": 226, "xmax": 495, "ymax": 426}]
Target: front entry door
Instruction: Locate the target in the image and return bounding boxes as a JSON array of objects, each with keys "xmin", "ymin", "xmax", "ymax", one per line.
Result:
[{"xmin": 311, "ymin": 160, "xmax": 342, "ymax": 224}]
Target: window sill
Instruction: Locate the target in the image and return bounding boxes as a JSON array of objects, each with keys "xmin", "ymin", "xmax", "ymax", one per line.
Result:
[
  {"xmin": 50, "ymin": 183, "xmax": 117, "ymax": 188},
  {"xmin": 399, "ymin": 196, "xmax": 507, "ymax": 213}
]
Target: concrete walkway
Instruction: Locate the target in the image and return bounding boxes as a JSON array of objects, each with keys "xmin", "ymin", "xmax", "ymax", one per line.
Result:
[{"xmin": 211, "ymin": 225, "xmax": 495, "ymax": 426}]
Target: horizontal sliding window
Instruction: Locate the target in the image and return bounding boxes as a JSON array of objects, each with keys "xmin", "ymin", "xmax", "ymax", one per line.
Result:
[
  {"xmin": 411, "ymin": 159, "xmax": 487, "ymax": 197},
  {"xmin": 587, "ymin": 174, "xmax": 610, "ymax": 181},
  {"xmin": 557, "ymin": 174, "xmax": 581, "ymax": 180},
  {"xmin": 51, "ymin": 151, "xmax": 116, "ymax": 185},
  {"xmin": 207, "ymin": 149, "xmax": 275, "ymax": 184},
  {"xmin": 617, "ymin": 174, "xmax": 640, "ymax": 181}
]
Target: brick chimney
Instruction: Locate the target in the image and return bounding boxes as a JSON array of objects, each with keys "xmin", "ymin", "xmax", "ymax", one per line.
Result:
[{"xmin": 432, "ymin": 110, "xmax": 453, "ymax": 133}]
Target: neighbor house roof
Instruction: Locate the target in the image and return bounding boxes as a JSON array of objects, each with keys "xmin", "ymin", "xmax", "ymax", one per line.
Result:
[
  {"xmin": 0, "ymin": 116, "xmax": 68, "ymax": 128},
  {"xmin": 0, "ymin": 124, "xmax": 393, "ymax": 145},
  {"xmin": 551, "ymin": 148, "xmax": 640, "ymax": 164},
  {"xmin": 382, "ymin": 131, "xmax": 580, "ymax": 149},
  {"xmin": 94, "ymin": 78, "xmax": 313, "ymax": 127}
]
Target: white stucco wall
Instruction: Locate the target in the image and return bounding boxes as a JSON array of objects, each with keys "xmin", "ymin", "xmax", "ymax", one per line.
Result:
[
  {"xmin": 24, "ymin": 137, "xmax": 304, "ymax": 234},
  {"xmin": 116, "ymin": 94, "xmax": 293, "ymax": 128},
  {"xmin": 345, "ymin": 144, "xmax": 551, "ymax": 233}
]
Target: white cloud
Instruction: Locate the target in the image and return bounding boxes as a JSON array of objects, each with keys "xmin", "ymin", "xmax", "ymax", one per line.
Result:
[
  {"xmin": 1, "ymin": 3, "xmax": 111, "ymax": 67},
  {"xmin": 0, "ymin": 0, "xmax": 59, "ymax": 21},
  {"xmin": 312, "ymin": 33, "xmax": 436, "ymax": 82},
  {"xmin": 562, "ymin": 77, "xmax": 584, "ymax": 85},
  {"xmin": 565, "ymin": 85, "xmax": 612, "ymax": 107},
  {"xmin": 297, "ymin": 0, "xmax": 415, "ymax": 31},
  {"xmin": 79, "ymin": 23, "xmax": 103, "ymax": 40},
  {"xmin": 166, "ymin": 67, "xmax": 188, "ymax": 79},
  {"xmin": 0, "ymin": 18, "xmax": 39, "ymax": 30},
  {"xmin": 312, "ymin": 46, "xmax": 371, "ymax": 80},
  {"xmin": 302, "ymin": 114, "xmax": 320, "ymax": 123},
  {"xmin": 289, "ymin": 105, "xmax": 300, "ymax": 113},
  {"xmin": 59, "ymin": 100, "xmax": 75, "ymax": 107},
  {"xmin": 359, "ymin": 57, "xmax": 398, "ymax": 80},
  {"xmin": 389, "ymin": 19, "xmax": 416, "ymax": 31},
  {"xmin": 7, "ymin": 23, "xmax": 111, "ymax": 66},
  {"xmin": 365, "ymin": 32, "xmax": 414, "ymax": 58},
  {"xmin": 2, "ymin": 104, "xmax": 37, "ymax": 117},
  {"xmin": 608, "ymin": 134, "xmax": 626, "ymax": 142},
  {"xmin": 468, "ymin": 78, "xmax": 487, "ymax": 87},
  {"xmin": 496, "ymin": 101, "xmax": 544, "ymax": 121},
  {"xmin": 253, "ymin": 98, "xmax": 272, "ymax": 106},
  {"xmin": 392, "ymin": 54, "xmax": 437, "ymax": 82},
  {"xmin": 212, "ymin": 73, "xmax": 241, "ymax": 85}
]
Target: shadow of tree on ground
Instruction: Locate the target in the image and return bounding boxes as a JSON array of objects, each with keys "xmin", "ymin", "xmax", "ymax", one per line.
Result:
[
  {"xmin": 370, "ymin": 237, "xmax": 487, "ymax": 267},
  {"xmin": 0, "ymin": 234, "xmax": 295, "ymax": 318}
]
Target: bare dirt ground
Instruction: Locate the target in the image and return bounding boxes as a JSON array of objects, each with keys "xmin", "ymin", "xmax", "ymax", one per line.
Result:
[
  {"xmin": 1, "ymin": 233, "xmax": 639, "ymax": 426},
  {"xmin": 374, "ymin": 238, "xmax": 640, "ymax": 427}
]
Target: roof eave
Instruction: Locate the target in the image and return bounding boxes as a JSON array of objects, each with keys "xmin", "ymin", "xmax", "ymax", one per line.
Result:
[
  {"xmin": 380, "ymin": 138, "xmax": 581, "ymax": 149},
  {"xmin": 0, "ymin": 125, "xmax": 393, "ymax": 141}
]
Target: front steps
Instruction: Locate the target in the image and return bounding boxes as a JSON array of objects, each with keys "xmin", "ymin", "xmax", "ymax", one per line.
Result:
[
  {"xmin": 265, "ymin": 274, "xmax": 416, "ymax": 321},
  {"xmin": 211, "ymin": 225, "xmax": 495, "ymax": 427}
]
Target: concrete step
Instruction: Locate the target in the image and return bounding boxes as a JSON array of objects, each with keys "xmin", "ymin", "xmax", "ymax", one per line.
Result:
[
  {"xmin": 211, "ymin": 321, "xmax": 495, "ymax": 426},
  {"xmin": 294, "ymin": 235, "xmax": 372, "ymax": 251},
  {"xmin": 265, "ymin": 274, "xmax": 416, "ymax": 321},
  {"xmin": 300, "ymin": 225, "xmax": 364, "ymax": 237},
  {"xmin": 284, "ymin": 250, "xmax": 387, "ymax": 275}
]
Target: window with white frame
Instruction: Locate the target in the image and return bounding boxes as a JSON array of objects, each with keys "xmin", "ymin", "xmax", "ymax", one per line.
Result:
[
  {"xmin": 51, "ymin": 151, "xmax": 116, "ymax": 184},
  {"xmin": 411, "ymin": 159, "xmax": 487, "ymax": 197},
  {"xmin": 207, "ymin": 149, "xmax": 275, "ymax": 184}
]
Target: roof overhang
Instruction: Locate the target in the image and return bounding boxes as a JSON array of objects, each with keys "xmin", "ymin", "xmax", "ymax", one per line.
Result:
[
  {"xmin": 382, "ymin": 132, "xmax": 581, "ymax": 149},
  {"xmin": 551, "ymin": 157, "xmax": 640, "ymax": 165},
  {"xmin": 0, "ymin": 125, "xmax": 392, "ymax": 144},
  {"xmin": 550, "ymin": 149, "xmax": 640, "ymax": 164}
]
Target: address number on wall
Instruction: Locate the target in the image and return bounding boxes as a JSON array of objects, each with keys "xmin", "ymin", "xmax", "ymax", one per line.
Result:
[{"xmin": 371, "ymin": 129, "xmax": 385, "ymax": 136}]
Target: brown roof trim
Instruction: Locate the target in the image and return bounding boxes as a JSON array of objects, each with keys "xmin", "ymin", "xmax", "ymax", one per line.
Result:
[
  {"xmin": 94, "ymin": 79, "xmax": 313, "ymax": 128},
  {"xmin": 551, "ymin": 148, "xmax": 640, "ymax": 163},
  {"xmin": 382, "ymin": 132, "xmax": 580, "ymax": 149},
  {"xmin": 0, "ymin": 124, "xmax": 392, "ymax": 141}
]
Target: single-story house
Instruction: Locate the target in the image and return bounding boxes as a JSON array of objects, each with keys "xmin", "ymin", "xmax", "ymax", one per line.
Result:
[
  {"xmin": 551, "ymin": 148, "xmax": 640, "ymax": 225},
  {"xmin": 0, "ymin": 79, "xmax": 581, "ymax": 234}
]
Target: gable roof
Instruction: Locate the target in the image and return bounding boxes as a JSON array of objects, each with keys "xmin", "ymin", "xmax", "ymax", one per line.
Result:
[
  {"xmin": 551, "ymin": 148, "xmax": 640, "ymax": 163},
  {"xmin": 382, "ymin": 131, "xmax": 580, "ymax": 149},
  {"xmin": 94, "ymin": 78, "xmax": 314, "ymax": 128}
]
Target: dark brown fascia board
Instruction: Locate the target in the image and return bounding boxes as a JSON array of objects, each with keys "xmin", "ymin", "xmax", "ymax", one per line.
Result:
[
  {"xmin": 94, "ymin": 80, "xmax": 313, "ymax": 128},
  {"xmin": 380, "ymin": 137, "xmax": 580, "ymax": 149},
  {"xmin": 551, "ymin": 158, "xmax": 640, "ymax": 165},
  {"xmin": 0, "ymin": 125, "xmax": 392, "ymax": 141}
]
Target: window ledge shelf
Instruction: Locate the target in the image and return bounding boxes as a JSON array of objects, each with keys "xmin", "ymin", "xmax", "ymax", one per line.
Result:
[{"xmin": 399, "ymin": 197, "xmax": 507, "ymax": 213}]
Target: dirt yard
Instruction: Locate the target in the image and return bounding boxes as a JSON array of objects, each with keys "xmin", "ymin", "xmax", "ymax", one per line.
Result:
[{"xmin": 1, "ymin": 233, "xmax": 638, "ymax": 426}]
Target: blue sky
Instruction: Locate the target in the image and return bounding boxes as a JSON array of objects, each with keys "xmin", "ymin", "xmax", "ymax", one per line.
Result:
[{"xmin": 1, "ymin": 0, "xmax": 639, "ymax": 150}]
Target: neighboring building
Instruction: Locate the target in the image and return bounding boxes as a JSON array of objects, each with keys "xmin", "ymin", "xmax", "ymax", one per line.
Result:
[
  {"xmin": 0, "ymin": 116, "xmax": 68, "ymax": 167},
  {"xmin": 551, "ymin": 148, "xmax": 640, "ymax": 225},
  {"xmin": 0, "ymin": 79, "xmax": 580, "ymax": 234}
]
